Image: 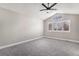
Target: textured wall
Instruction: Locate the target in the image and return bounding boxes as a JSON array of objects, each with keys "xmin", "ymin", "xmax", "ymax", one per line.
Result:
[
  {"xmin": 0, "ymin": 7, "xmax": 43, "ymax": 46},
  {"xmin": 44, "ymin": 13, "xmax": 79, "ymax": 41}
]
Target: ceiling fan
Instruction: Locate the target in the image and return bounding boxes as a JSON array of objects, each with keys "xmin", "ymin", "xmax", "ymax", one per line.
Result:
[{"xmin": 40, "ymin": 3, "xmax": 57, "ymax": 13}]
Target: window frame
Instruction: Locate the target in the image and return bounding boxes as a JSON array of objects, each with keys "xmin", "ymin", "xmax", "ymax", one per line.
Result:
[{"xmin": 47, "ymin": 19, "xmax": 70, "ymax": 32}]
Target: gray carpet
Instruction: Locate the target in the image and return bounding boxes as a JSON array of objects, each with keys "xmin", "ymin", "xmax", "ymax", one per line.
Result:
[{"xmin": 0, "ymin": 37, "xmax": 79, "ymax": 56}]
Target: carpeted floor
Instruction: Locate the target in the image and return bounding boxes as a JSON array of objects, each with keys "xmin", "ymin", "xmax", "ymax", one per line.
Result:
[{"xmin": 0, "ymin": 37, "xmax": 79, "ymax": 56}]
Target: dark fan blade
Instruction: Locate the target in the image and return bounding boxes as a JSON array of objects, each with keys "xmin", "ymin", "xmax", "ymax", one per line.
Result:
[
  {"xmin": 50, "ymin": 9, "xmax": 57, "ymax": 10},
  {"xmin": 49, "ymin": 3, "xmax": 57, "ymax": 9},
  {"xmin": 40, "ymin": 9, "xmax": 47, "ymax": 11},
  {"xmin": 40, "ymin": 9, "xmax": 57, "ymax": 11},
  {"xmin": 48, "ymin": 3, "xmax": 49, "ymax": 7},
  {"xmin": 42, "ymin": 3, "xmax": 48, "ymax": 9}
]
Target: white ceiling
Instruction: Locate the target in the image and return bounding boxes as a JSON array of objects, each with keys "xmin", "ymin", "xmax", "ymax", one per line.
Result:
[{"xmin": 0, "ymin": 3, "xmax": 79, "ymax": 20}]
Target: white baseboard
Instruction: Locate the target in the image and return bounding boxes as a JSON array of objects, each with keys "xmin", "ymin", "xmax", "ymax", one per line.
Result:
[
  {"xmin": 0, "ymin": 35, "xmax": 78, "ymax": 50},
  {"xmin": 44, "ymin": 36, "xmax": 79, "ymax": 43},
  {"xmin": 0, "ymin": 36, "xmax": 43, "ymax": 50}
]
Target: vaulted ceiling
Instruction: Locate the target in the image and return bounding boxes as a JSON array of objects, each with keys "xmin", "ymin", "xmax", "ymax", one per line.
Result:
[{"xmin": 0, "ymin": 3, "xmax": 79, "ymax": 20}]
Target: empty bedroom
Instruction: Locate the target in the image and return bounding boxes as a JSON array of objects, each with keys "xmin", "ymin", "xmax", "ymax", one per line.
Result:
[{"xmin": 0, "ymin": 3, "xmax": 79, "ymax": 56}]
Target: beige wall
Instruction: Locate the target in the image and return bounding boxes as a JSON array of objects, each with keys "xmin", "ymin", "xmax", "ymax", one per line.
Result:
[
  {"xmin": 44, "ymin": 13, "xmax": 79, "ymax": 41},
  {"xmin": 0, "ymin": 7, "xmax": 43, "ymax": 46}
]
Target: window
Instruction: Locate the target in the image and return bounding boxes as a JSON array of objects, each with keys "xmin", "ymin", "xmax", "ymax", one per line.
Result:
[
  {"xmin": 48, "ymin": 22, "xmax": 52, "ymax": 32},
  {"xmin": 52, "ymin": 15, "xmax": 70, "ymax": 32},
  {"xmin": 48, "ymin": 15, "xmax": 70, "ymax": 32}
]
